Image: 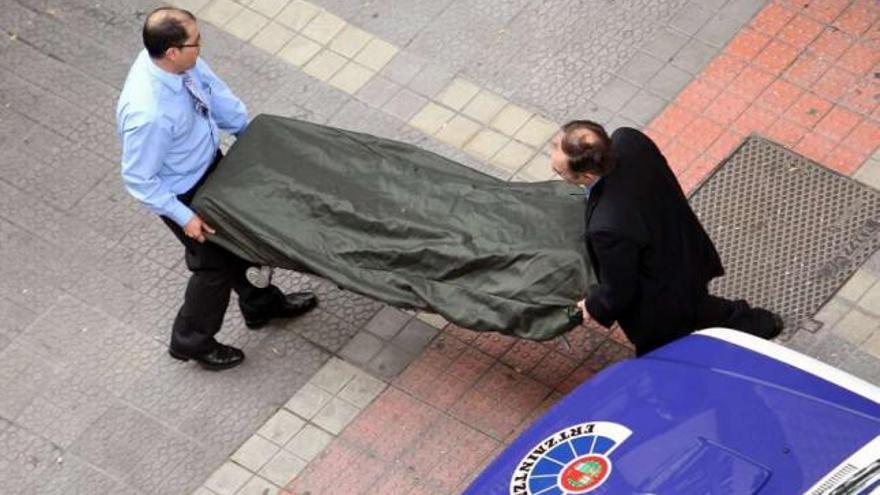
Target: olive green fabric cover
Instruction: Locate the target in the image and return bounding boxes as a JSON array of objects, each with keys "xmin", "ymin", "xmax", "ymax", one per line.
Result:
[{"xmin": 192, "ymin": 114, "xmax": 594, "ymax": 340}]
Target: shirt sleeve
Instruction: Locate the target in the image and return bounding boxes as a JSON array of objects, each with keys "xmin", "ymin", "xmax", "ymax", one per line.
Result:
[
  {"xmin": 119, "ymin": 110, "xmax": 194, "ymax": 226},
  {"xmin": 584, "ymin": 230, "xmax": 641, "ymax": 328},
  {"xmin": 197, "ymin": 58, "xmax": 248, "ymax": 135}
]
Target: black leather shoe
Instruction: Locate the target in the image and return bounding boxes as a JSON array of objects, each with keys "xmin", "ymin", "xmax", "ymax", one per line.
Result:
[
  {"xmin": 244, "ymin": 291, "xmax": 317, "ymax": 329},
  {"xmin": 169, "ymin": 344, "xmax": 245, "ymax": 370}
]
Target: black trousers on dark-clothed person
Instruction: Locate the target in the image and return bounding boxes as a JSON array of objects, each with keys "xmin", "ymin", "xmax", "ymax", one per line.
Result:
[
  {"xmin": 630, "ymin": 290, "xmax": 779, "ymax": 356},
  {"xmin": 161, "ymin": 152, "xmax": 283, "ymax": 355}
]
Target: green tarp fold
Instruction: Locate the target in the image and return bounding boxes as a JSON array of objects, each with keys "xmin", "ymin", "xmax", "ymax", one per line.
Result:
[{"xmin": 192, "ymin": 114, "xmax": 595, "ymax": 340}]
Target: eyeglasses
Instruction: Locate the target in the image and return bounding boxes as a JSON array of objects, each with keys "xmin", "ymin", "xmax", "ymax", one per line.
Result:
[{"xmin": 176, "ymin": 43, "xmax": 200, "ymax": 49}]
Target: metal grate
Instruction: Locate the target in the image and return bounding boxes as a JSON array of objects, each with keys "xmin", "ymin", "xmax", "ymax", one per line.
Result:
[{"xmin": 689, "ymin": 136, "xmax": 880, "ymax": 337}]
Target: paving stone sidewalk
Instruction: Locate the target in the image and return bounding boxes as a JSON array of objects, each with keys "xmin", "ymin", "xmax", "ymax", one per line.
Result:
[{"xmin": 0, "ymin": 0, "xmax": 877, "ymax": 494}]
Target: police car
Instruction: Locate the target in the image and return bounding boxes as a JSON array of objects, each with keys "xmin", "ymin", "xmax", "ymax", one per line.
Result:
[{"xmin": 464, "ymin": 328, "xmax": 880, "ymax": 494}]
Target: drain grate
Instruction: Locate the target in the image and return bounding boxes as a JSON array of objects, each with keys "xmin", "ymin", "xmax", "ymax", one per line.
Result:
[{"xmin": 688, "ymin": 136, "xmax": 880, "ymax": 337}]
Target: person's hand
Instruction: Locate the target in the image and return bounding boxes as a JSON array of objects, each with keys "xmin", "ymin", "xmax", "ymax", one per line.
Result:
[
  {"xmin": 576, "ymin": 299, "xmax": 595, "ymax": 327},
  {"xmin": 183, "ymin": 214, "xmax": 215, "ymax": 243}
]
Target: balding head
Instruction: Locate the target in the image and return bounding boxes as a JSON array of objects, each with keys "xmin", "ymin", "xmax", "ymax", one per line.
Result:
[
  {"xmin": 557, "ymin": 120, "xmax": 616, "ymax": 177},
  {"xmin": 143, "ymin": 7, "xmax": 196, "ymax": 59}
]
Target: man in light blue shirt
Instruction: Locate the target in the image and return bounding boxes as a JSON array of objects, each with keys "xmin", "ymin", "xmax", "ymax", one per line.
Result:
[{"xmin": 117, "ymin": 7, "xmax": 316, "ymax": 370}]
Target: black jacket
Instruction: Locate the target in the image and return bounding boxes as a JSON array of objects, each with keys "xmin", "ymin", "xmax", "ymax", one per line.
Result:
[{"xmin": 584, "ymin": 128, "xmax": 723, "ymax": 351}]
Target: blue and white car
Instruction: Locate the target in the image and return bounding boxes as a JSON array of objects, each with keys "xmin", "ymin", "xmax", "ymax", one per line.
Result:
[{"xmin": 464, "ymin": 328, "xmax": 880, "ymax": 495}]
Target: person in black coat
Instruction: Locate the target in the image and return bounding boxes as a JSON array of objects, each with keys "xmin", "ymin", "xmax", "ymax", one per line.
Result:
[{"xmin": 550, "ymin": 120, "xmax": 782, "ymax": 355}]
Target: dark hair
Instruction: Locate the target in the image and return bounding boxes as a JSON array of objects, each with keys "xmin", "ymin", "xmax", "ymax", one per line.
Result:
[
  {"xmin": 559, "ymin": 120, "xmax": 616, "ymax": 176},
  {"xmin": 143, "ymin": 7, "xmax": 196, "ymax": 59}
]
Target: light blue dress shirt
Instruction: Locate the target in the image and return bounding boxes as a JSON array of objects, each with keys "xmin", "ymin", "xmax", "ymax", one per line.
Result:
[{"xmin": 116, "ymin": 50, "xmax": 248, "ymax": 226}]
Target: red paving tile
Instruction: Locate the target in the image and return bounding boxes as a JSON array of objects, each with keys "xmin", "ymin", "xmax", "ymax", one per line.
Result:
[
  {"xmin": 729, "ymin": 65, "xmax": 776, "ymax": 102},
  {"xmin": 684, "ymin": 115, "xmax": 724, "ymax": 151},
  {"xmin": 784, "ymin": 52, "xmax": 831, "ymax": 86},
  {"xmin": 815, "ymin": 105, "xmax": 862, "ymax": 141},
  {"xmin": 726, "ymin": 28, "xmax": 772, "ymax": 60},
  {"xmin": 813, "ymin": 67, "xmax": 859, "ymax": 102},
  {"xmin": 733, "ymin": 104, "xmax": 778, "ymax": 134},
  {"xmin": 845, "ymin": 119, "xmax": 880, "ymax": 156},
  {"xmin": 838, "ymin": 42, "xmax": 880, "ymax": 75},
  {"xmin": 404, "ymin": 416, "xmax": 498, "ymax": 492},
  {"xmin": 341, "ymin": 387, "xmax": 440, "ymax": 460},
  {"xmin": 648, "ymin": 102, "xmax": 698, "ymax": 138},
  {"xmin": 471, "ymin": 331, "xmax": 516, "ymax": 358},
  {"xmin": 834, "ymin": 0, "xmax": 878, "ymax": 36},
  {"xmin": 826, "ymin": 143, "xmax": 872, "ymax": 174},
  {"xmin": 795, "ymin": 131, "xmax": 838, "ymax": 162},
  {"xmin": 766, "ymin": 117, "xmax": 808, "ymax": 147},
  {"xmin": 786, "ymin": 92, "xmax": 834, "ymax": 128},
  {"xmin": 840, "ymin": 79, "xmax": 880, "ymax": 116},
  {"xmin": 528, "ymin": 350, "xmax": 579, "ymax": 388},
  {"xmin": 702, "ymin": 54, "xmax": 748, "ymax": 88},
  {"xmin": 778, "ymin": 13, "xmax": 825, "ymax": 46},
  {"xmin": 703, "ymin": 92, "xmax": 751, "ymax": 126},
  {"xmin": 286, "ymin": 441, "xmax": 386, "ymax": 495},
  {"xmin": 500, "ymin": 339, "xmax": 550, "ymax": 373},
  {"xmin": 755, "ymin": 39, "xmax": 801, "ymax": 73},
  {"xmin": 751, "ymin": 2, "xmax": 797, "ymax": 36},
  {"xmin": 809, "ymin": 28, "xmax": 854, "ymax": 59},
  {"xmin": 788, "ymin": 0, "xmax": 849, "ymax": 24},
  {"xmin": 675, "ymin": 78, "xmax": 722, "ymax": 113},
  {"xmin": 755, "ymin": 78, "xmax": 803, "ymax": 113}
]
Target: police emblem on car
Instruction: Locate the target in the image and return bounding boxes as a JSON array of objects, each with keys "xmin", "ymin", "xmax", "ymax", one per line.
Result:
[{"xmin": 510, "ymin": 421, "xmax": 632, "ymax": 495}]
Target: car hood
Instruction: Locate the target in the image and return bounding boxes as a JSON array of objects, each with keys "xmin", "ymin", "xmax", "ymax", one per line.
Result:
[{"xmin": 464, "ymin": 329, "xmax": 880, "ymax": 494}]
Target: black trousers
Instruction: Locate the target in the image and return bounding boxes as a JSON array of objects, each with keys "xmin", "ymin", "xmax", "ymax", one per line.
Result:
[
  {"xmin": 161, "ymin": 153, "xmax": 283, "ymax": 355},
  {"xmin": 630, "ymin": 291, "xmax": 778, "ymax": 356}
]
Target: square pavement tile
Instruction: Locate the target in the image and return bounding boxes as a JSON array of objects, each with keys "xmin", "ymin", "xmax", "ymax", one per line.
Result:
[
  {"xmin": 380, "ymin": 51, "xmax": 427, "ymax": 86},
  {"xmin": 338, "ymin": 372, "xmax": 387, "ymax": 408},
  {"xmin": 464, "ymin": 128, "xmax": 509, "ymax": 160},
  {"xmin": 462, "ymin": 89, "xmax": 508, "ymax": 124},
  {"xmin": 514, "ymin": 114, "xmax": 558, "ymax": 148},
  {"xmin": 312, "ymin": 396, "xmax": 362, "ymax": 434},
  {"xmin": 328, "ymin": 61, "xmax": 375, "ymax": 94},
  {"xmin": 436, "ymin": 78, "xmax": 481, "ymax": 111},
  {"xmin": 329, "ymin": 25, "xmax": 373, "ymax": 58},
  {"xmin": 435, "ymin": 114, "xmax": 482, "ymax": 147},
  {"xmin": 339, "ymin": 330, "xmax": 385, "ymax": 366},
  {"xmin": 490, "ymin": 139, "xmax": 534, "ymax": 174},
  {"xmin": 409, "ymin": 102, "xmax": 455, "ymax": 135},
  {"xmin": 249, "ymin": 0, "xmax": 289, "ymax": 18},
  {"xmin": 364, "ymin": 306, "xmax": 413, "ymax": 340},
  {"xmin": 276, "ymin": 0, "xmax": 321, "ymax": 32},
  {"xmin": 259, "ymin": 449, "xmax": 307, "ymax": 487},
  {"xmin": 353, "ymin": 38, "xmax": 399, "ymax": 72},
  {"xmin": 200, "ymin": 0, "xmax": 243, "ymax": 27},
  {"xmin": 203, "ymin": 461, "xmax": 252, "ymax": 495},
  {"xmin": 516, "ymin": 153, "xmax": 555, "ymax": 182},
  {"xmin": 367, "ymin": 343, "xmax": 416, "ymax": 380},
  {"xmin": 225, "ymin": 8, "xmax": 270, "ymax": 41},
  {"xmin": 237, "ymin": 475, "xmax": 281, "ymax": 495},
  {"xmin": 341, "ymin": 387, "xmax": 440, "ymax": 461},
  {"xmin": 258, "ymin": 409, "xmax": 307, "ymax": 446},
  {"xmin": 285, "ymin": 424, "xmax": 334, "ymax": 461},
  {"xmin": 489, "ymin": 104, "xmax": 532, "ymax": 136},
  {"xmin": 277, "ymin": 35, "xmax": 321, "ymax": 67},
  {"xmin": 391, "ymin": 318, "xmax": 440, "ymax": 354},
  {"xmin": 302, "ymin": 49, "xmax": 347, "ymax": 81},
  {"xmin": 232, "ymin": 434, "xmax": 280, "ymax": 472},
  {"xmin": 308, "ymin": 357, "xmax": 358, "ymax": 394},
  {"xmin": 251, "ymin": 22, "xmax": 295, "ymax": 54},
  {"xmin": 301, "ymin": 10, "xmax": 347, "ymax": 45},
  {"xmin": 408, "ymin": 64, "xmax": 455, "ymax": 98},
  {"xmin": 285, "ymin": 383, "xmax": 332, "ymax": 420}
]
